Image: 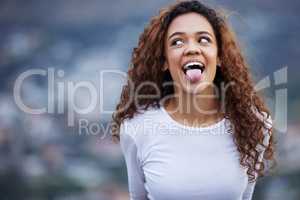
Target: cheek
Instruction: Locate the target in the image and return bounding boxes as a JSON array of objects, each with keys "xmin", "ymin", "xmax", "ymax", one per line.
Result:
[
  {"xmin": 205, "ymin": 49, "xmax": 218, "ymax": 78},
  {"xmin": 166, "ymin": 46, "xmax": 182, "ymax": 60},
  {"xmin": 166, "ymin": 50, "xmax": 183, "ymax": 80},
  {"xmin": 206, "ymin": 49, "xmax": 218, "ymax": 65}
]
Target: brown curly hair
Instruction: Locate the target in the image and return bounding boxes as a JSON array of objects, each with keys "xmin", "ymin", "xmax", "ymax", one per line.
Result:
[{"xmin": 111, "ymin": 0, "xmax": 274, "ymax": 182}]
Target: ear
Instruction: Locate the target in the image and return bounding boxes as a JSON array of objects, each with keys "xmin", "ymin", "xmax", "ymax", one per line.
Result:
[
  {"xmin": 217, "ymin": 57, "xmax": 222, "ymax": 67},
  {"xmin": 163, "ymin": 62, "xmax": 168, "ymax": 71},
  {"xmin": 217, "ymin": 57, "xmax": 221, "ymax": 65}
]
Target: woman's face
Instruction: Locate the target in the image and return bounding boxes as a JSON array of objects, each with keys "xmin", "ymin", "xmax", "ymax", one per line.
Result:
[{"xmin": 164, "ymin": 12, "xmax": 219, "ymax": 94}]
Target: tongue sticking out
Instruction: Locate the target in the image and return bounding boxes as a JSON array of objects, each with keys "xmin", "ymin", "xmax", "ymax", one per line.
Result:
[{"xmin": 185, "ymin": 69, "xmax": 202, "ymax": 83}]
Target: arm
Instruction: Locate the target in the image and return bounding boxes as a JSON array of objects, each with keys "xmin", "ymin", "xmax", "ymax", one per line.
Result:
[
  {"xmin": 120, "ymin": 121, "xmax": 148, "ymax": 200},
  {"xmin": 242, "ymin": 112, "xmax": 272, "ymax": 200},
  {"xmin": 242, "ymin": 181, "xmax": 256, "ymax": 200}
]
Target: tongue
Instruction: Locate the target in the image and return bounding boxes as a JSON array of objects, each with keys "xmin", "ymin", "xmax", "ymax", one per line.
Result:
[{"xmin": 185, "ymin": 69, "xmax": 202, "ymax": 83}]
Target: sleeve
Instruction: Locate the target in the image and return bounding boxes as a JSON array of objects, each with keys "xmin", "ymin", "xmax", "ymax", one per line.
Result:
[
  {"xmin": 119, "ymin": 121, "xmax": 148, "ymax": 200},
  {"xmin": 242, "ymin": 181, "xmax": 256, "ymax": 200},
  {"xmin": 242, "ymin": 112, "xmax": 272, "ymax": 200}
]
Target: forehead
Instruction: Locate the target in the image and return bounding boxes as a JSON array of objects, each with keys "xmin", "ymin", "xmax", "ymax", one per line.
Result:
[{"xmin": 166, "ymin": 12, "xmax": 215, "ymax": 37}]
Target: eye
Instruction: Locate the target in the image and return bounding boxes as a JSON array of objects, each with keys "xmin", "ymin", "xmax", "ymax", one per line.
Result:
[
  {"xmin": 198, "ymin": 36, "xmax": 211, "ymax": 44},
  {"xmin": 171, "ymin": 39, "xmax": 184, "ymax": 46}
]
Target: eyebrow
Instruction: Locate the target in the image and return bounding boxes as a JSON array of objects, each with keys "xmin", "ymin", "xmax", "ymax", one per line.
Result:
[{"xmin": 168, "ymin": 31, "xmax": 213, "ymax": 40}]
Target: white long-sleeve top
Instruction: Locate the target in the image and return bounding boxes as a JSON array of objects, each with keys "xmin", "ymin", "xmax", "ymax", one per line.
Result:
[{"xmin": 119, "ymin": 105, "xmax": 271, "ymax": 200}]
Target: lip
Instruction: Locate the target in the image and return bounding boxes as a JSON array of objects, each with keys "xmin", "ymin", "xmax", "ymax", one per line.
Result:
[{"xmin": 181, "ymin": 59, "xmax": 206, "ymax": 74}]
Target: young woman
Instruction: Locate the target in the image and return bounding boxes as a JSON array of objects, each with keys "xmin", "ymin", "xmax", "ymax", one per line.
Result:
[{"xmin": 112, "ymin": 1, "xmax": 274, "ymax": 199}]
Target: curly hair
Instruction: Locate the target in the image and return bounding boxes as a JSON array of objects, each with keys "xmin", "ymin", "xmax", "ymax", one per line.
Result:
[{"xmin": 111, "ymin": 0, "xmax": 274, "ymax": 182}]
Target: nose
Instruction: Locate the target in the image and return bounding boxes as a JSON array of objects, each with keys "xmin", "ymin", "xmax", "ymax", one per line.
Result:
[{"xmin": 183, "ymin": 41, "xmax": 202, "ymax": 56}]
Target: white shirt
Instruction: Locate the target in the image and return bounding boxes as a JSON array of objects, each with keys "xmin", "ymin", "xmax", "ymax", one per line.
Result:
[{"xmin": 119, "ymin": 105, "xmax": 271, "ymax": 200}]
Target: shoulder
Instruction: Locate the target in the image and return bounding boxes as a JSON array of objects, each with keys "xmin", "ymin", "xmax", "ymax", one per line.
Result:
[
  {"xmin": 120, "ymin": 105, "xmax": 162, "ymax": 142},
  {"xmin": 251, "ymin": 108, "xmax": 273, "ymax": 151},
  {"xmin": 260, "ymin": 111, "xmax": 272, "ymax": 147},
  {"xmin": 251, "ymin": 106, "xmax": 272, "ymax": 130}
]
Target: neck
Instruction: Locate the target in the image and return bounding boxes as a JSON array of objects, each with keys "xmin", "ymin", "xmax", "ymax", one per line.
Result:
[{"xmin": 163, "ymin": 86, "xmax": 223, "ymax": 125}]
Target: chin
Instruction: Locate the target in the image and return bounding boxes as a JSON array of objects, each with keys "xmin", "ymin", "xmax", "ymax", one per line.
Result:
[{"xmin": 184, "ymin": 80, "xmax": 215, "ymax": 95}]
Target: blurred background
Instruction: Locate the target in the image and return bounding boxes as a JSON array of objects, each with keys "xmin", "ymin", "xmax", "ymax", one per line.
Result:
[{"xmin": 0, "ymin": 0, "xmax": 299, "ymax": 199}]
